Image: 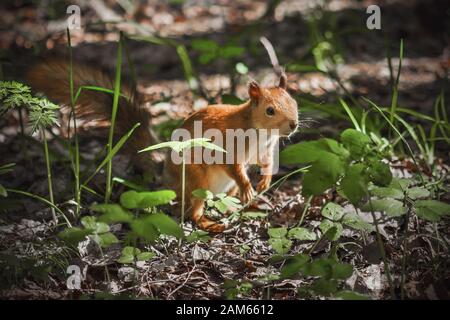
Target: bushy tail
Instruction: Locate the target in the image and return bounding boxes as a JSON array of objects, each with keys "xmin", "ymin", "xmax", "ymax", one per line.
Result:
[{"xmin": 27, "ymin": 58, "xmax": 154, "ymax": 171}]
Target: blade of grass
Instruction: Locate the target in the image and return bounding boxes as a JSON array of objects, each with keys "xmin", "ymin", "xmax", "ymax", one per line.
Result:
[
  {"xmin": 389, "ymin": 39, "xmax": 403, "ymax": 136},
  {"xmin": 364, "ymin": 97, "xmax": 425, "ymax": 186},
  {"xmin": 74, "ymin": 85, "xmax": 129, "ymax": 104},
  {"xmin": 435, "ymin": 92, "xmax": 450, "ymax": 143},
  {"xmin": 105, "ymin": 32, "xmax": 124, "ymax": 203},
  {"xmin": 339, "ymin": 98, "xmax": 361, "ymax": 131},
  {"xmin": 42, "ymin": 129, "xmax": 56, "ymax": 224},
  {"xmin": 84, "ymin": 122, "xmax": 140, "ymax": 187},
  {"xmin": 67, "ymin": 28, "xmax": 81, "ymax": 217},
  {"xmin": 7, "ymin": 189, "xmax": 71, "ymax": 227}
]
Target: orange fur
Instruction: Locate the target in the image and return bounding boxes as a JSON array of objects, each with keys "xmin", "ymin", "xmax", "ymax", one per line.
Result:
[
  {"xmin": 27, "ymin": 58, "xmax": 153, "ymax": 171},
  {"xmin": 164, "ymin": 80, "xmax": 298, "ymax": 232}
]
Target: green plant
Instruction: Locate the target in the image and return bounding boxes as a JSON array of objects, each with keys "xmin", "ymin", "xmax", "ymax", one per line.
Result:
[
  {"xmin": 319, "ymin": 202, "xmax": 372, "ymax": 241},
  {"xmin": 222, "ymin": 279, "xmax": 253, "ymax": 300},
  {"xmin": 139, "ymin": 138, "xmax": 226, "ymax": 229},
  {"xmin": 59, "ymin": 189, "xmax": 180, "ymax": 268},
  {"xmin": 280, "ymin": 128, "xmax": 393, "ymax": 201},
  {"xmin": 0, "ymin": 81, "xmax": 60, "ymax": 223},
  {"xmin": 280, "ymin": 123, "xmax": 449, "ymax": 299},
  {"xmin": 105, "ymin": 32, "xmax": 124, "ymax": 203},
  {"xmin": 281, "ymin": 254, "xmax": 366, "ymax": 299},
  {"xmin": 192, "ymin": 188, "xmax": 242, "ymax": 219},
  {"xmin": 0, "ymin": 163, "xmax": 14, "ymax": 197},
  {"xmin": 67, "ymin": 28, "xmax": 81, "ymax": 216},
  {"xmin": 267, "ymin": 226, "xmax": 316, "ymax": 255}
]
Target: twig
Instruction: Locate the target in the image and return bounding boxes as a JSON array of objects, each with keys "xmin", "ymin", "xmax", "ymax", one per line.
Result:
[
  {"xmin": 166, "ymin": 264, "xmax": 197, "ymax": 299},
  {"xmin": 260, "ymin": 37, "xmax": 282, "ymax": 76}
]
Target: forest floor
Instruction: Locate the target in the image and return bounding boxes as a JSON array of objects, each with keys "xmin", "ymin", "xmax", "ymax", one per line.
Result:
[{"xmin": 0, "ymin": 0, "xmax": 449, "ymax": 299}]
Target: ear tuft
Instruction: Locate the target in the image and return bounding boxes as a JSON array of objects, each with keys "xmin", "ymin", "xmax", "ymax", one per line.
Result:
[
  {"xmin": 248, "ymin": 80, "xmax": 260, "ymax": 101},
  {"xmin": 278, "ymin": 71, "xmax": 287, "ymax": 89}
]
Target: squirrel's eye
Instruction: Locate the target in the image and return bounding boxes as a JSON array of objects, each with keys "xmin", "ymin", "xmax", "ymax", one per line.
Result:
[{"xmin": 266, "ymin": 106, "xmax": 275, "ymax": 116}]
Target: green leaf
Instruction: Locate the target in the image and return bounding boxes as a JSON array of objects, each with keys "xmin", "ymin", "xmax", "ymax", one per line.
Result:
[
  {"xmin": 342, "ymin": 214, "xmax": 373, "ymax": 231},
  {"xmin": 186, "ymin": 230, "xmax": 211, "ymax": 243},
  {"xmin": 340, "ymin": 129, "xmax": 371, "ymax": 159},
  {"xmin": 371, "ymin": 186, "xmax": 404, "ymax": 199},
  {"xmin": 117, "ymin": 246, "xmax": 154, "ymax": 264},
  {"xmin": 220, "ymin": 196, "xmax": 241, "ymax": 209},
  {"xmin": 81, "ymin": 216, "xmax": 109, "ymax": 234},
  {"xmin": 406, "ymin": 187, "xmax": 430, "ymax": 200},
  {"xmin": 214, "ymin": 199, "xmax": 229, "ymax": 214},
  {"xmin": 311, "ymin": 278, "xmax": 338, "ymax": 296},
  {"xmin": 287, "ymin": 227, "xmax": 317, "ymax": 241},
  {"xmin": 191, "ymin": 39, "xmax": 219, "ymax": 52},
  {"xmin": 142, "ymin": 138, "xmax": 226, "ymax": 154},
  {"xmin": 221, "ymin": 94, "xmax": 244, "ymax": 105},
  {"xmin": 340, "ymin": 163, "xmax": 368, "ymax": 205},
  {"xmin": 321, "ymin": 203, "xmax": 345, "ymax": 221},
  {"xmin": 241, "ymin": 211, "xmax": 268, "ymax": 220},
  {"xmin": 281, "ymin": 254, "xmax": 310, "ymax": 278},
  {"xmin": 363, "ymin": 198, "xmax": 407, "ymax": 217},
  {"xmin": 93, "ymin": 232, "xmax": 118, "ymax": 248},
  {"xmin": 137, "ymin": 251, "xmax": 155, "ymax": 262},
  {"xmin": 188, "ymin": 138, "xmax": 227, "ymax": 153},
  {"xmin": 137, "ymin": 190, "xmax": 177, "ymax": 207},
  {"xmin": 235, "ymin": 62, "xmax": 248, "ymax": 75},
  {"xmin": 112, "ymin": 177, "xmax": 148, "ymax": 192},
  {"xmin": 332, "ymin": 263, "xmax": 353, "ymax": 279},
  {"xmin": 389, "ymin": 178, "xmax": 412, "ymax": 191},
  {"xmin": 368, "ymin": 160, "xmax": 392, "ymax": 187},
  {"xmin": 130, "ymin": 218, "xmax": 159, "ymax": 243},
  {"xmin": 28, "ymin": 98, "xmax": 60, "ymax": 133},
  {"xmin": 146, "ymin": 213, "xmax": 183, "ymax": 239},
  {"xmin": 0, "ymin": 184, "xmax": 7, "ymax": 197},
  {"xmin": 334, "ymin": 291, "xmax": 370, "ymax": 300},
  {"xmin": 120, "ymin": 190, "xmax": 176, "ymax": 209},
  {"xmin": 280, "ymin": 139, "xmax": 346, "ymax": 165},
  {"xmin": 415, "ymin": 200, "xmax": 450, "ymax": 222},
  {"xmin": 268, "ymin": 238, "xmax": 292, "ymax": 255},
  {"xmin": 58, "ymin": 227, "xmax": 92, "ymax": 246},
  {"xmin": 119, "ymin": 190, "xmax": 141, "ymax": 208},
  {"xmin": 199, "ymin": 52, "xmax": 216, "ymax": 64},
  {"xmin": 192, "ymin": 189, "xmax": 213, "ymax": 200},
  {"xmin": 92, "ymin": 204, "xmax": 134, "ymax": 224},
  {"xmin": 0, "ymin": 162, "xmax": 15, "ymax": 175},
  {"xmin": 268, "ymin": 227, "xmax": 288, "ymax": 238},
  {"xmin": 302, "ymin": 153, "xmax": 345, "ymax": 196},
  {"xmin": 303, "ymin": 258, "xmax": 333, "ymax": 278},
  {"xmin": 139, "ymin": 140, "xmax": 185, "ymax": 153},
  {"xmin": 219, "ymin": 45, "xmax": 245, "ymax": 58},
  {"xmin": 117, "ymin": 246, "xmax": 137, "ymax": 264},
  {"xmin": 319, "ymin": 220, "xmax": 343, "ymax": 241}
]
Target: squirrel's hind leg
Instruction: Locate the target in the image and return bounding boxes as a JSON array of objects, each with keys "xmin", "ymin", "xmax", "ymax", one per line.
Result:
[{"xmin": 190, "ymin": 199, "xmax": 226, "ymax": 233}]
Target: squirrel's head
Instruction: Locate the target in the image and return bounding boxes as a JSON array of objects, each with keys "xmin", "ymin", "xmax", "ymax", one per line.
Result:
[{"xmin": 248, "ymin": 73, "xmax": 298, "ymax": 137}]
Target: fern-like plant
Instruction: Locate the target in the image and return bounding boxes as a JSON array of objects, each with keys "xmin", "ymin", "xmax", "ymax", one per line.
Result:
[{"xmin": 0, "ymin": 81, "xmax": 59, "ymax": 223}]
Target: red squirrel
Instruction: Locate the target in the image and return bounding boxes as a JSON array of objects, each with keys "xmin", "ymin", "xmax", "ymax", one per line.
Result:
[{"xmin": 27, "ymin": 59, "xmax": 299, "ymax": 232}]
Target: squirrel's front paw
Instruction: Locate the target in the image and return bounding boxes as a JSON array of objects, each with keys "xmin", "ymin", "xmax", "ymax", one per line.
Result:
[
  {"xmin": 242, "ymin": 184, "xmax": 256, "ymax": 204},
  {"xmin": 256, "ymin": 177, "xmax": 271, "ymax": 193}
]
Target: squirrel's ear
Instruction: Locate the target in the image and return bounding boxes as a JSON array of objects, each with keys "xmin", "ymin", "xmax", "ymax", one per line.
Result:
[
  {"xmin": 278, "ymin": 72, "xmax": 287, "ymax": 89},
  {"xmin": 248, "ymin": 80, "xmax": 260, "ymax": 101}
]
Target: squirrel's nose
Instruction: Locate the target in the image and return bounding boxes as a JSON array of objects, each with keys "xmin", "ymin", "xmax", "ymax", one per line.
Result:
[{"xmin": 289, "ymin": 121, "xmax": 297, "ymax": 130}]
